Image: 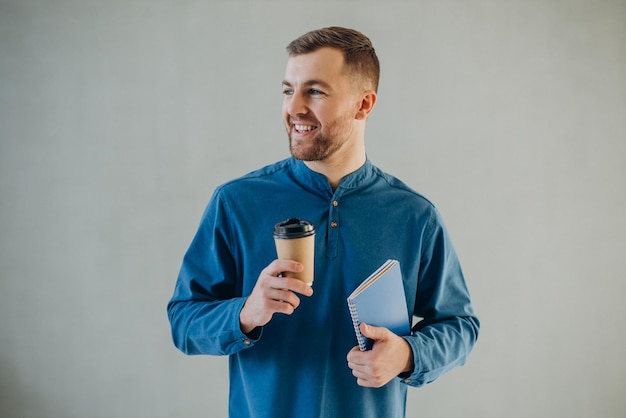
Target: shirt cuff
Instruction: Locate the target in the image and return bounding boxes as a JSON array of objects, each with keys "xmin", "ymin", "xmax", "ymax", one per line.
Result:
[
  {"xmin": 399, "ymin": 336, "xmax": 423, "ymax": 386},
  {"xmin": 236, "ymin": 298, "xmax": 263, "ymax": 348}
]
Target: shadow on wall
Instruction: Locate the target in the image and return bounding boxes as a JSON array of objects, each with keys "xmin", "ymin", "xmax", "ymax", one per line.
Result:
[{"xmin": 0, "ymin": 359, "xmax": 63, "ymax": 417}]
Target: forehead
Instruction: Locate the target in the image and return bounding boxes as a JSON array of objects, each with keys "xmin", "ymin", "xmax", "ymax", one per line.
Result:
[{"xmin": 283, "ymin": 47, "xmax": 347, "ymax": 85}]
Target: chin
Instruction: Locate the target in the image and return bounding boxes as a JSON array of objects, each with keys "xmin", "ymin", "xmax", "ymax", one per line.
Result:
[{"xmin": 289, "ymin": 134, "xmax": 332, "ymax": 162}]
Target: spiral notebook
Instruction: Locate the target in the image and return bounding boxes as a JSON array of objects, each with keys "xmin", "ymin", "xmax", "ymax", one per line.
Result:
[{"xmin": 347, "ymin": 259, "xmax": 411, "ymax": 351}]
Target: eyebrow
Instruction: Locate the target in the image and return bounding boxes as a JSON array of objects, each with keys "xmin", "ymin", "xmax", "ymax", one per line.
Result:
[{"xmin": 281, "ymin": 79, "xmax": 333, "ymax": 90}]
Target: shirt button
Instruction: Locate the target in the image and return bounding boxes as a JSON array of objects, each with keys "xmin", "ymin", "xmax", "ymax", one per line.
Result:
[
  {"xmin": 332, "ymin": 200, "xmax": 339, "ymax": 207},
  {"xmin": 331, "ymin": 221, "xmax": 338, "ymax": 228},
  {"xmin": 243, "ymin": 339, "xmax": 251, "ymax": 345}
]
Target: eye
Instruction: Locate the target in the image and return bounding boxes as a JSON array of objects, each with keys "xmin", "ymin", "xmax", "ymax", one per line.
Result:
[
  {"xmin": 282, "ymin": 88, "xmax": 294, "ymax": 96},
  {"xmin": 309, "ymin": 89, "xmax": 325, "ymax": 96}
]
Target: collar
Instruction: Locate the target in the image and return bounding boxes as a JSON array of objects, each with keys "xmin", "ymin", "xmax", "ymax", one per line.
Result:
[{"xmin": 290, "ymin": 158, "xmax": 376, "ymax": 197}]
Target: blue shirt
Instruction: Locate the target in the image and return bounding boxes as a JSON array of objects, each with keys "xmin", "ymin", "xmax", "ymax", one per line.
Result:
[{"xmin": 168, "ymin": 158, "xmax": 479, "ymax": 418}]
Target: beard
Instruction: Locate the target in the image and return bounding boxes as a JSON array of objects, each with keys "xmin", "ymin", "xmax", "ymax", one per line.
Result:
[
  {"xmin": 289, "ymin": 133, "xmax": 341, "ymax": 161},
  {"xmin": 287, "ymin": 115, "xmax": 353, "ymax": 162}
]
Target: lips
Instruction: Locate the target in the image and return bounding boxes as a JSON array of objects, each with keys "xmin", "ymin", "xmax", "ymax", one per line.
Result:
[
  {"xmin": 294, "ymin": 124, "xmax": 316, "ymax": 132},
  {"xmin": 290, "ymin": 120, "xmax": 318, "ymax": 134}
]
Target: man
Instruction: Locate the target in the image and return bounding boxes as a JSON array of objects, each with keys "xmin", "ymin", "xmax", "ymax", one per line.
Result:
[{"xmin": 168, "ymin": 27, "xmax": 479, "ymax": 418}]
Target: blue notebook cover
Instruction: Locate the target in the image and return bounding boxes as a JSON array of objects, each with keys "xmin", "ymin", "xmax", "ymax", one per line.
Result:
[{"xmin": 347, "ymin": 260, "xmax": 411, "ymax": 351}]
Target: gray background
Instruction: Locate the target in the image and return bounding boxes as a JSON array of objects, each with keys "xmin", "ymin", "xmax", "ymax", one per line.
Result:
[{"xmin": 1, "ymin": 0, "xmax": 625, "ymax": 417}]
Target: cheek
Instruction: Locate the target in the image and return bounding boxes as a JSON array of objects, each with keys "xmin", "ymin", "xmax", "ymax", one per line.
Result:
[{"xmin": 321, "ymin": 106, "xmax": 351, "ymax": 127}]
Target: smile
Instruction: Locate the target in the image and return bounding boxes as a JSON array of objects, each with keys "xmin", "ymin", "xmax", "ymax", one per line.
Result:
[{"xmin": 293, "ymin": 124, "xmax": 317, "ymax": 133}]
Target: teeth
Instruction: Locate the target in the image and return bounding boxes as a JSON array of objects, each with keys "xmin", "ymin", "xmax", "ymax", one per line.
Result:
[{"xmin": 295, "ymin": 124, "xmax": 315, "ymax": 132}]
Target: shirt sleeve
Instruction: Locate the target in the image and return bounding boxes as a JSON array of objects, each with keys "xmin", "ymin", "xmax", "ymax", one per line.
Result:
[
  {"xmin": 167, "ymin": 188, "xmax": 260, "ymax": 355},
  {"xmin": 400, "ymin": 208, "xmax": 480, "ymax": 387}
]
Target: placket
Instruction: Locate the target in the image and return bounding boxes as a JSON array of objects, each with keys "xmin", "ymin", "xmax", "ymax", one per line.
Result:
[{"xmin": 326, "ymin": 193, "xmax": 341, "ymax": 259}]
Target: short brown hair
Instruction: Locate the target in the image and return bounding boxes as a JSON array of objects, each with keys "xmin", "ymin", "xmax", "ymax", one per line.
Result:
[{"xmin": 286, "ymin": 26, "xmax": 380, "ymax": 92}]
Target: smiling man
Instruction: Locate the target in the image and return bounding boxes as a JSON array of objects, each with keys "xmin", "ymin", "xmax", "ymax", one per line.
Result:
[
  {"xmin": 168, "ymin": 27, "xmax": 479, "ymax": 418},
  {"xmin": 282, "ymin": 46, "xmax": 373, "ymax": 175}
]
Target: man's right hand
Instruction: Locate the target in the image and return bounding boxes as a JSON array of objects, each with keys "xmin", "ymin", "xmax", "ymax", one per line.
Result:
[{"xmin": 239, "ymin": 259, "xmax": 314, "ymax": 335}]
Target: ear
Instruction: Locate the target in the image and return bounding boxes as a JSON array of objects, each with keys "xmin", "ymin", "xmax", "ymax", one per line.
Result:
[{"xmin": 355, "ymin": 90, "xmax": 377, "ymax": 120}]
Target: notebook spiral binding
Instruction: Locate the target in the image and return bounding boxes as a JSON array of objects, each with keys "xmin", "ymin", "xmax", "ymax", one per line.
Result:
[{"xmin": 348, "ymin": 301, "xmax": 367, "ymax": 351}]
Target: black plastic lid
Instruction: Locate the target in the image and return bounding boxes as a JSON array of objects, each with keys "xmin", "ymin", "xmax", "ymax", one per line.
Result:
[{"xmin": 273, "ymin": 218, "xmax": 315, "ymax": 239}]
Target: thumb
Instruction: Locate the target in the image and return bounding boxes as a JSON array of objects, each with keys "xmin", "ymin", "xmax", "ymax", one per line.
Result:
[{"xmin": 360, "ymin": 323, "xmax": 386, "ymax": 341}]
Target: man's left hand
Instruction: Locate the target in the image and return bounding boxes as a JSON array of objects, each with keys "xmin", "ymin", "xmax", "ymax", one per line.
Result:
[{"xmin": 346, "ymin": 323, "xmax": 414, "ymax": 388}]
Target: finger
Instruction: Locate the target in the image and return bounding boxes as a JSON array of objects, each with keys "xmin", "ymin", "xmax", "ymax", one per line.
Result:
[
  {"xmin": 263, "ymin": 261, "xmax": 313, "ymax": 296},
  {"xmin": 347, "ymin": 361, "xmax": 366, "ymax": 376},
  {"xmin": 351, "ymin": 370, "xmax": 377, "ymax": 388},
  {"xmin": 359, "ymin": 323, "xmax": 386, "ymax": 341},
  {"xmin": 351, "ymin": 368, "xmax": 368, "ymax": 380},
  {"xmin": 346, "ymin": 352, "xmax": 370, "ymax": 374},
  {"xmin": 346, "ymin": 346, "xmax": 365, "ymax": 363},
  {"xmin": 357, "ymin": 377, "xmax": 381, "ymax": 388},
  {"xmin": 284, "ymin": 277, "xmax": 314, "ymax": 296},
  {"xmin": 269, "ymin": 275, "xmax": 313, "ymax": 297},
  {"xmin": 350, "ymin": 364, "xmax": 385, "ymax": 388},
  {"xmin": 267, "ymin": 298, "xmax": 297, "ymax": 316},
  {"xmin": 267, "ymin": 259, "xmax": 303, "ymax": 277},
  {"xmin": 268, "ymin": 288, "xmax": 302, "ymax": 309}
]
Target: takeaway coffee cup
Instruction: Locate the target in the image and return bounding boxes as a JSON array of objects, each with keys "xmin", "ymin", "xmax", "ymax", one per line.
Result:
[{"xmin": 273, "ymin": 218, "xmax": 316, "ymax": 285}]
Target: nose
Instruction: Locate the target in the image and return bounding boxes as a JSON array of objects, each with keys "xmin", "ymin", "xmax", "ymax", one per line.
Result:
[{"xmin": 284, "ymin": 91, "xmax": 308, "ymax": 117}]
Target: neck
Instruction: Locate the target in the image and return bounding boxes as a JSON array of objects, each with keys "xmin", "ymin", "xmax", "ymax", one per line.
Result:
[{"xmin": 303, "ymin": 147, "xmax": 366, "ymax": 191}]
